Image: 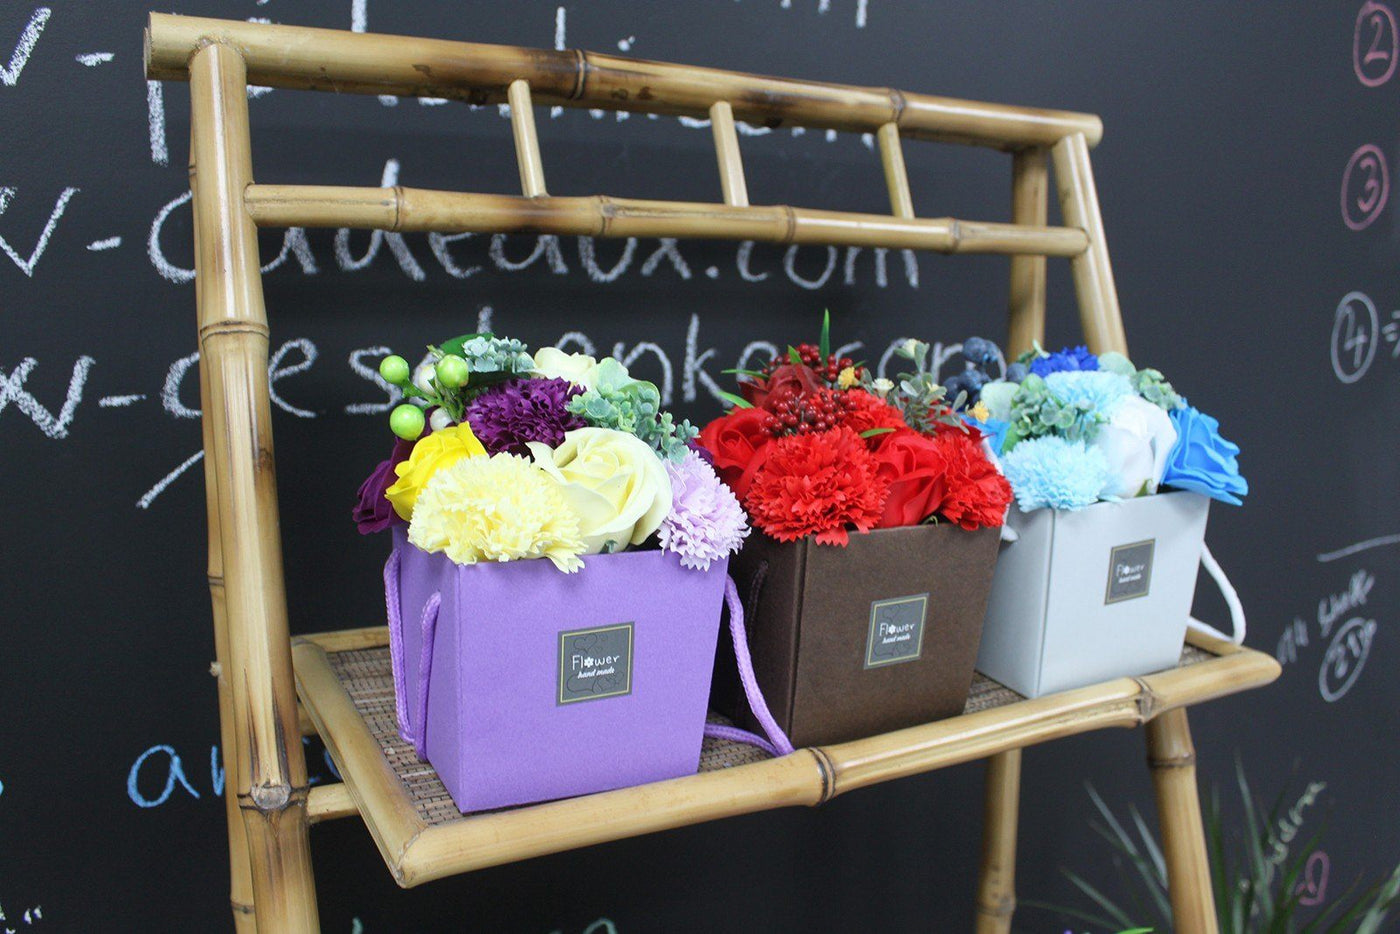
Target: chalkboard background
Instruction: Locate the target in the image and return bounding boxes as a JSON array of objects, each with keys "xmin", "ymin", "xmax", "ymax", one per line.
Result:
[{"xmin": 2, "ymin": 1, "xmax": 1398, "ymax": 931}]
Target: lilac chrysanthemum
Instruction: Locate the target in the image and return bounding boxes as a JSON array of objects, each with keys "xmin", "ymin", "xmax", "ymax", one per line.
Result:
[
  {"xmin": 658, "ymin": 449, "xmax": 750, "ymax": 570},
  {"xmin": 1001, "ymin": 435, "xmax": 1110, "ymax": 511},
  {"xmin": 1030, "ymin": 344, "xmax": 1099, "ymax": 377},
  {"xmin": 465, "ymin": 377, "xmax": 585, "ymax": 456}
]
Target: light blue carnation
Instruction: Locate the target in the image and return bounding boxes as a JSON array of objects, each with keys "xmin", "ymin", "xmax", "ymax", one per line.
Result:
[
  {"xmin": 1044, "ymin": 370, "xmax": 1135, "ymax": 417},
  {"xmin": 1001, "ymin": 435, "xmax": 1110, "ymax": 512}
]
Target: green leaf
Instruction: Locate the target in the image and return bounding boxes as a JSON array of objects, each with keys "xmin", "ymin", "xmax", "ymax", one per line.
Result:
[
  {"xmin": 788, "ymin": 345, "xmax": 803, "ymax": 366},
  {"xmin": 722, "ymin": 368, "xmax": 768, "ymax": 379},
  {"xmin": 859, "ymin": 427, "xmax": 895, "ymax": 438},
  {"xmin": 716, "ymin": 391, "xmax": 754, "ymax": 409},
  {"xmin": 819, "ymin": 309, "xmax": 831, "ymax": 360}
]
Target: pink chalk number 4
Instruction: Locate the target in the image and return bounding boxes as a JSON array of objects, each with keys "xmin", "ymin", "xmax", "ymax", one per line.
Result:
[{"xmin": 1355, "ymin": 1, "xmax": 1398, "ymax": 86}]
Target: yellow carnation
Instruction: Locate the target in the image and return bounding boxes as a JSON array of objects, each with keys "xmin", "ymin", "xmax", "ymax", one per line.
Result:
[
  {"xmin": 384, "ymin": 423, "xmax": 487, "ymax": 521},
  {"xmin": 970, "ymin": 400, "xmax": 990, "ymax": 423},
  {"xmin": 407, "ymin": 453, "xmax": 586, "ymax": 573},
  {"xmin": 837, "ymin": 366, "xmax": 857, "ymax": 389}
]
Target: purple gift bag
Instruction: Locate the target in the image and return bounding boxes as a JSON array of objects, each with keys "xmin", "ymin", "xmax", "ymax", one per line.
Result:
[{"xmin": 386, "ymin": 527, "xmax": 789, "ymax": 813}]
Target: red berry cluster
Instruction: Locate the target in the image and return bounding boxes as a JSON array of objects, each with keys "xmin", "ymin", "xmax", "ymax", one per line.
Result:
[
  {"xmin": 763, "ymin": 388, "xmax": 859, "ymax": 437},
  {"xmin": 765, "ymin": 343, "xmax": 865, "ymax": 386}
]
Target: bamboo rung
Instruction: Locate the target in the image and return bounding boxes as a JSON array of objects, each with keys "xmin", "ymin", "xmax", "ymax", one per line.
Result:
[
  {"xmin": 144, "ymin": 14, "xmax": 1103, "ymax": 149},
  {"xmin": 877, "ymin": 123, "xmax": 915, "ymax": 219},
  {"xmin": 507, "ymin": 79, "xmax": 547, "ymax": 198},
  {"xmin": 307, "ymin": 783, "xmax": 357, "ymax": 824},
  {"xmin": 709, "ymin": 101, "xmax": 749, "ymax": 207},
  {"xmin": 242, "ymin": 184, "xmax": 1090, "ymax": 257}
]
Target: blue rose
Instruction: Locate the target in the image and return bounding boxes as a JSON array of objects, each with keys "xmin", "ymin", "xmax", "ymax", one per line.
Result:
[
  {"xmin": 1029, "ymin": 344, "xmax": 1098, "ymax": 377},
  {"xmin": 1161, "ymin": 405, "xmax": 1247, "ymax": 505}
]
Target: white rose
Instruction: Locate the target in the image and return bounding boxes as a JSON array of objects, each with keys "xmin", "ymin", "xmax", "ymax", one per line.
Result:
[
  {"xmin": 533, "ymin": 348, "xmax": 612, "ymax": 391},
  {"xmin": 1093, "ymin": 396, "xmax": 1178, "ymax": 499},
  {"xmin": 527, "ymin": 427, "xmax": 672, "ymax": 554},
  {"xmin": 979, "ymin": 379, "xmax": 1018, "ymax": 423}
]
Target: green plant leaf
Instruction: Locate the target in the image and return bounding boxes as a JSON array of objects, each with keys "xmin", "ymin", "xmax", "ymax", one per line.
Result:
[
  {"xmin": 788, "ymin": 345, "xmax": 803, "ymax": 366},
  {"xmin": 716, "ymin": 391, "xmax": 754, "ymax": 409},
  {"xmin": 859, "ymin": 427, "xmax": 895, "ymax": 438},
  {"xmin": 819, "ymin": 309, "xmax": 831, "ymax": 360}
]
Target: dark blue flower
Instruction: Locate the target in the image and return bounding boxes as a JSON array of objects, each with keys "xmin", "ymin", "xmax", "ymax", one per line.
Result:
[
  {"xmin": 1029, "ymin": 345, "xmax": 1099, "ymax": 378},
  {"xmin": 1161, "ymin": 405, "xmax": 1247, "ymax": 505}
]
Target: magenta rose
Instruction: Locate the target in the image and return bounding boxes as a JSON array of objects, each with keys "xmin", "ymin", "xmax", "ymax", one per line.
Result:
[{"xmin": 353, "ymin": 438, "xmax": 415, "ymax": 535}]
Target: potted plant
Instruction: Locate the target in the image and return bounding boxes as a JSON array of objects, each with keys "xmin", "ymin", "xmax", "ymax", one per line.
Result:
[
  {"xmin": 972, "ymin": 344, "xmax": 1248, "ymax": 698},
  {"xmin": 353, "ymin": 334, "xmax": 750, "ymax": 811},
  {"xmin": 699, "ymin": 319, "xmax": 1012, "ymax": 747}
]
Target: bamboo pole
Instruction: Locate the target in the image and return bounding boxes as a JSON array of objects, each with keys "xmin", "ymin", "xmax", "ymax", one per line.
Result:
[
  {"xmin": 709, "ymin": 101, "xmax": 749, "ymax": 207},
  {"xmin": 507, "ymin": 79, "xmax": 547, "ymax": 197},
  {"xmin": 877, "ymin": 123, "xmax": 915, "ymax": 219},
  {"xmin": 190, "ymin": 42, "xmax": 319, "ymax": 933},
  {"xmin": 194, "ymin": 152, "xmax": 258, "ymax": 931},
  {"xmin": 1146, "ymin": 710, "xmax": 1219, "ymax": 934},
  {"xmin": 1052, "ymin": 132, "xmax": 1128, "ymax": 355},
  {"xmin": 242, "ymin": 184, "xmax": 1090, "ymax": 257},
  {"xmin": 975, "ymin": 749, "xmax": 1021, "ymax": 934},
  {"xmin": 1007, "ymin": 147, "xmax": 1049, "ymax": 356},
  {"xmin": 145, "ymin": 15, "xmax": 1103, "ymax": 149}
]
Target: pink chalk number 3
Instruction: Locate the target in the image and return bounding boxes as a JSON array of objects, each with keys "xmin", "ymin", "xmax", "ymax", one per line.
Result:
[
  {"xmin": 1342, "ymin": 144, "xmax": 1389, "ymax": 230},
  {"xmin": 1355, "ymin": 1, "xmax": 1398, "ymax": 86}
]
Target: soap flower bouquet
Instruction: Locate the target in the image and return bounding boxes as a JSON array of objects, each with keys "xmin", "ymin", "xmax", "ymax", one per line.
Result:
[
  {"xmin": 353, "ymin": 333, "xmax": 748, "ymax": 573},
  {"xmin": 698, "ymin": 315, "xmax": 1013, "ymax": 545},
  {"xmin": 970, "ymin": 343, "xmax": 1248, "ymax": 511}
]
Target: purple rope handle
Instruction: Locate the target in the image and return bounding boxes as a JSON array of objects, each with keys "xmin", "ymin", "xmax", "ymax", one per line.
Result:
[
  {"xmin": 383, "ymin": 549, "xmax": 440, "ymax": 759},
  {"xmin": 704, "ymin": 575, "xmax": 795, "ymax": 757}
]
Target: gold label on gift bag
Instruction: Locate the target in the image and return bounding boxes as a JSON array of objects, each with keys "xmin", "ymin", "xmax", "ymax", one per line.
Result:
[
  {"xmin": 864, "ymin": 594, "xmax": 929, "ymax": 668},
  {"xmin": 557, "ymin": 623, "xmax": 634, "ymax": 705},
  {"xmin": 1105, "ymin": 540, "xmax": 1155, "ymax": 604}
]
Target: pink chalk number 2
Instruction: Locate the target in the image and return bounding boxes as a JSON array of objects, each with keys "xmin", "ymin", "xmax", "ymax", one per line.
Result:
[{"xmin": 1355, "ymin": 1, "xmax": 1398, "ymax": 86}]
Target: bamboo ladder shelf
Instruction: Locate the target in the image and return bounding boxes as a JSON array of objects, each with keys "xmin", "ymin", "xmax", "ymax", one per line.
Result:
[{"xmin": 144, "ymin": 14, "xmax": 1281, "ymax": 933}]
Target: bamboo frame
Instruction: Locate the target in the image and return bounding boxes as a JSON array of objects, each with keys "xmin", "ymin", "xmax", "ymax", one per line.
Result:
[
  {"xmin": 1007, "ymin": 148, "xmax": 1050, "ymax": 356},
  {"xmin": 709, "ymin": 101, "xmax": 750, "ymax": 207},
  {"xmin": 145, "ymin": 13, "xmax": 1269, "ymax": 930},
  {"xmin": 975, "ymin": 749, "xmax": 1021, "ymax": 934},
  {"xmin": 1148, "ymin": 710, "xmax": 1219, "ymax": 933},
  {"xmin": 145, "ymin": 14, "xmax": 1102, "ymax": 150},
  {"xmin": 188, "ymin": 42, "xmax": 319, "ymax": 933},
  {"xmin": 507, "ymin": 80, "xmax": 547, "ymax": 197}
]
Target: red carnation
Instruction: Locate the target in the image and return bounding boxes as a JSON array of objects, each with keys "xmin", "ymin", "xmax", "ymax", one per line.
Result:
[
  {"xmin": 933, "ymin": 429, "xmax": 1012, "ymax": 530},
  {"xmin": 698, "ymin": 407, "xmax": 775, "ymax": 499},
  {"xmin": 843, "ymin": 390, "xmax": 912, "ymax": 449},
  {"xmin": 744, "ymin": 427, "xmax": 888, "ymax": 546},
  {"xmin": 741, "ymin": 363, "xmax": 824, "ymax": 411},
  {"xmin": 872, "ymin": 431, "xmax": 950, "ymax": 529}
]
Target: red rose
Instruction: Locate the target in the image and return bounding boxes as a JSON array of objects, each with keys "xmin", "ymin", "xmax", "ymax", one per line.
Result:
[
  {"xmin": 933, "ymin": 429, "xmax": 1012, "ymax": 530},
  {"xmin": 872, "ymin": 431, "xmax": 950, "ymax": 529},
  {"xmin": 844, "ymin": 390, "xmax": 913, "ymax": 450},
  {"xmin": 698, "ymin": 407, "xmax": 775, "ymax": 499},
  {"xmin": 741, "ymin": 363, "xmax": 824, "ymax": 411}
]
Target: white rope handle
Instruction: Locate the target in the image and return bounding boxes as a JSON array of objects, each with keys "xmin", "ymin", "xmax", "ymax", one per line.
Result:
[{"xmin": 1186, "ymin": 542, "xmax": 1246, "ymax": 645}]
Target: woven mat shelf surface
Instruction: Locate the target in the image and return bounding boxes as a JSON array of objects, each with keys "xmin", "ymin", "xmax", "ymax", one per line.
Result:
[{"xmin": 325, "ymin": 643, "xmax": 1213, "ymax": 830}]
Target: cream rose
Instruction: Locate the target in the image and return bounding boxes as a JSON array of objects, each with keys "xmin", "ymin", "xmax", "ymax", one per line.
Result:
[
  {"xmin": 527, "ymin": 427, "xmax": 672, "ymax": 554},
  {"xmin": 533, "ymin": 348, "xmax": 610, "ymax": 390}
]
